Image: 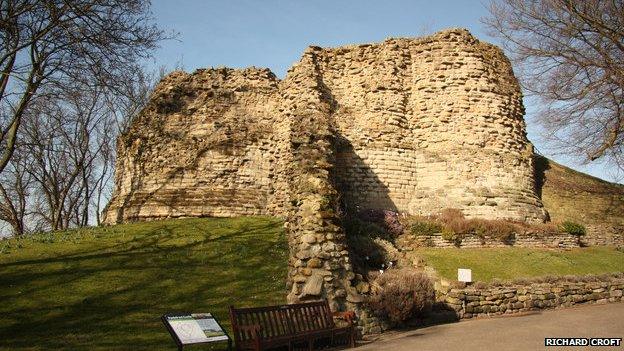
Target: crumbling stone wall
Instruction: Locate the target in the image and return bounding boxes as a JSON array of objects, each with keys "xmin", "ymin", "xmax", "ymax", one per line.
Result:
[
  {"xmin": 326, "ymin": 30, "xmax": 546, "ymax": 222},
  {"xmin": 582, "ymin": 225, "xmax": 624, "ymax": 247},
  {"xmin": 103, "ymin": 28, "xmax": 551, "ymax": 313},
  {"xmin": 103, "ymin": 68, "xmax": 290, "ymax": 223},
  {"xmin": 438, "ymin": 276, "xmax": 624, "ymax": 319},
  {"xmin": 104, "ymin": 28, "xmax": 547, "ymax": 225},
  {"xmin": 279, "ymin": 47, "xmax": 359, "ymax": 310}
]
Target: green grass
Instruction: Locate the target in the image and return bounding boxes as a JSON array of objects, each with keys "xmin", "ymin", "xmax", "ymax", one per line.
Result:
[
  {"xmin": 0, "ymin": 216, "xmax": 288, "ymax": 351},
  {"xmin": 417, "ymin": 247, "xmax": 624, "ymax": 283},
  {"xmin": 536, "ymin": 155, "xmax": 624, "ymax": 226}
]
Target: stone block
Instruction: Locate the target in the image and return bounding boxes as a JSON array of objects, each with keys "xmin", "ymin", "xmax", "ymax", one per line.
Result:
[{"xmin": 301, "ymin": 274, "xmax": 324, "ymax": 297}]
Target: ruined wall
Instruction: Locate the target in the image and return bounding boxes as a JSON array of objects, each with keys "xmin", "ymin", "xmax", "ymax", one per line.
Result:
[
  {"xmin": 397, "ymin": 231, "xmax": 581, "ymax": 249},
  {"xmin": 103, "ymin": 68, "xmax": 290, "ymax": 223},
  {"xmin": 103, "ymin": 28, "xmax": 551, "ymax": 314},
  {"xmin": 279, "ymin": 49, "xmax": 360, "ymax": 309},
  {"xmin": 323, "ymin": 30, "xmax": 546, "ymax": 222},
  {"xmin": 104, "ymin": 29, "xmax": 547, "ymax": 225}
]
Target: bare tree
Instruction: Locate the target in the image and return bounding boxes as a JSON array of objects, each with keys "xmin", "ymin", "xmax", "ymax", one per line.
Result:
[
  {"xmin": 108, "ymin": 66, "xmax": 162, "ymax": 134},
  {"xmin": 483, "ymin": 0, "xmax": 624, "ymax": 173},
  {"xmin": 23, "ymin": 84, "xmax": 115, "ymax": 231},
  {"xmin": 3, "ymin": 64, "xmax": 160, "ymax": 234},
  {"xmin": 0, "ymin": 146, "xmax": 32, "ymax": 235},
  {"xmin": 0, "ymin": 0, "xmax": 168, "ymax": 175}
]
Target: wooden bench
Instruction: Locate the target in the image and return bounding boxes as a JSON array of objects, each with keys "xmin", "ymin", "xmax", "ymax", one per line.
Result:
[{"xmin": 229, "ymin": 300, "xmax": 356, "ymax": 351}]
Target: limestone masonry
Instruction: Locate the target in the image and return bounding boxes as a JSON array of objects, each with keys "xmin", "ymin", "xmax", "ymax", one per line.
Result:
[
  {"xmin": 104, "ymin": 28, "xmax": 547, "ymax": 224},
  {"xmin": 103, "ymin": 29, "xmax": 549, "ymax": 310}
]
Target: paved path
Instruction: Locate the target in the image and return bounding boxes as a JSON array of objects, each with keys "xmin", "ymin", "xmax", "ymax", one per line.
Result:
[{"xmin": 355, "ymin": 303, "xmax": 624, "ymax": 351}]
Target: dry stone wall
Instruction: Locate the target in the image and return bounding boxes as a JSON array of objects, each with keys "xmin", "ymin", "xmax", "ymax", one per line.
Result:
[
  {"xmin": 582, "ymin": 225, "xmax": 624, "ymax": 247},
  {"xmin": 397, "ymin": 231, "xmax": 581, "ymax": 249},
  {"xmin": 437, "ymin": 276, "xmax": 624, "ymax": 319}
]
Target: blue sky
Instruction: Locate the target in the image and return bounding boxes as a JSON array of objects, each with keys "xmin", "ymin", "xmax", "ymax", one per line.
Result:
[{"xmin": 148, "ymin": 0, "xmax": 618, "ymax": 183}]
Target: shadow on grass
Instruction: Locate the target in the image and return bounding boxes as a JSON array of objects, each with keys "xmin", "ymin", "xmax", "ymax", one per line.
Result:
[{"xmin": 0, "ymin": 217, "xmax": 288, "ymax": 351}]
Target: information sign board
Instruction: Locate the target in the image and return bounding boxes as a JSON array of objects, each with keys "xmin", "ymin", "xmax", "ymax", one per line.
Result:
[{"xmin": 162, "ymin": 313, "xmax": 231, "ymax": 350}]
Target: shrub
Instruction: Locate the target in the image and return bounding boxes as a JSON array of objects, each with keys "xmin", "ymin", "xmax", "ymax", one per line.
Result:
[
  {"xmin": 470, "ymin": 219, "xmax": 488, "ymax": 238},
  {"xmin": 368, "ymin": 269, "xmax": 434, "ymax": 325},
  {"xmin": 435, "ymin": 210, "xmax": 519, "ymax": 244},
  {"xmin": 481, "ymin": 220, "xmax": 517, "ymax": 243},
  {"xmin": 404, "ymin": 208, "xmax": 566, "ymax": 245},
  {"xmin": 440, "ymin": 227, "xmax": 462, "ymax": 246},
  {"xmin": 560, "ymin": 221, "xmax": 586, "ymax": 236},
  {"xmin": 434, "ymin": 208, "xmax": 473, "ymax": 235},
  {"xmin": 357, "ymin": 209, "xmax": 404, "ymax": 237},
  {"xmin": 344, "ymin": 215, "xmax": 401, "ymax": 270},
  {"xmin": 436, "ymin": 208, "xmax": 465, "ymax": 222},
  {"xmin": 344, "ymin": 217, "xmax": 386, "ymax": 269},
  {"xmin": 343, "ymin": 218, "xmax": 386, "ymax": 238},
  {"xmin": 347, "ymin": 234, "xmax": 386, "ymax": 269},
  {"xmin": 410, "ymin": 220, "xmax": 443, "ymax": 236}
]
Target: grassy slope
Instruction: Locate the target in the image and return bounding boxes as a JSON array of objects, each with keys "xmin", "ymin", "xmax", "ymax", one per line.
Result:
[
  {"xmin": 418, "ymin": 247, "xmax": 624, "ymax": 283},
  {"xmin": 414, "ymin": 159, "xmax": 624, "ymax": 283},
  {"xmin": 0, "ymin": 217, "xmax": 288, "ymax": 351},
  {"xmin": 536, "ymin": 156, "xmax": 624, "ymax": 226},
  {"xmin": 0, "ymin": 157, "xmax": 621, "ymax": 350}
]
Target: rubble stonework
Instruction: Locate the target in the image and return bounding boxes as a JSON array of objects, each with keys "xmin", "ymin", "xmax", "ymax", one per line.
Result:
[
  {"xmin": 437, "ymin": 276, "xmax": 624, "ymax": 319},
  {"xmin": 103, "ymin": 68, "xmax": 288, "ymax": 222},
  {"xmin": 103, "ymin": 29, "xmax": 550, "ymax": 310}
]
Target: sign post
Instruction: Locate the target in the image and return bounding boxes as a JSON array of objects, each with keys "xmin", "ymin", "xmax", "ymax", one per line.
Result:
[{"xmin": 162, "ymin": 313, "xmax": 232, "ymax": 351}]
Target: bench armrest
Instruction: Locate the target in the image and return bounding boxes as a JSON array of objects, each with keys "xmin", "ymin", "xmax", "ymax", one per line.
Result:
[{"xmin": 332, "ymin": 311, "xmax": 356, "ymax": 325}]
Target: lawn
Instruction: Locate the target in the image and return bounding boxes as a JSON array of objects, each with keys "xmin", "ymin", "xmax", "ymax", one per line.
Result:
[
  {"xmin": 417, "ymin": 247, "xmax": 624, "ymax": 283},
  {"xmin": 0, "ymin": 217, "xmax": 288, "ymax": 351}
]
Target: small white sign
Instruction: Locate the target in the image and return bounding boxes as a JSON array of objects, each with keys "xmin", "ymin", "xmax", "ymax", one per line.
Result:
[{"xmin": 458, "ymin": 268, "xmax": 472, "ymax": 283}]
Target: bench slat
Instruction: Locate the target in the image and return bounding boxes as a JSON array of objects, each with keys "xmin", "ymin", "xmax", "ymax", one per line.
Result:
[
  {"xmin": 268, "ymin": 310, "xmax": 280, "ymax": 337},
  {"xmin": 230, "ymin": 300, "xmax": 355, "ymax": 350},
  {"xmin": 258, "ymin": 310, "xmax": 270, "ymax": 338},
  {"xmin": 306, "ymin": 305, "xmax": 318, "ymax": 330},
  {"xmin": 295, "ymin": 305, "xmax": 308, "ymax": 332},
  {"xmin": 241, "ymin": 313, "xmax": 252, "ymax": 340},
  {"xmin": 276, "ymin": 308, "xmax": 289, "ymax": 336}
]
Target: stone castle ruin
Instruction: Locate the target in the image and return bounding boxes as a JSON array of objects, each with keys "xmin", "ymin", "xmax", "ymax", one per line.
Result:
[{"xmin": 103, "ymin": 29, "xmax": 549, "ymax": 312}]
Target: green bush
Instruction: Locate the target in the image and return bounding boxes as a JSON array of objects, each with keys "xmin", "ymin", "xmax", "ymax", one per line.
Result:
[
  {"xmin": 472, "ymin": 222, "xmax": 487, "ymax": 238},
  {"xmin": 441, "ymin": 227, "xmax": 462, "ymax": 246},
  {"xmin": 410, "ymin": 221, "xmax": 443, "ymax": 236},
  {"xmin": 560, "ymin": 221, "xmax": 586, "ymax": 236}
]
